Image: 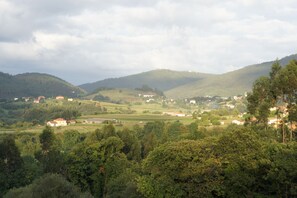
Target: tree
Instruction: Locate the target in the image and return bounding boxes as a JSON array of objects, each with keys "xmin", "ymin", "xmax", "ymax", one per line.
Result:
[
  {"xmin": 138, "ymin": 139, "xmax": 222, "ymax": 197},
  {"xmin": 263, "ymin": 142, "xmax": 297, "ymax": 197},
  {"xmin": 118, "ymin": 128, "xmax": 141, "ymax": 161},
  {"xmin": 138, "ymin": 127, "xmax": 269, "ymax": 197},
  {"xmin": 247, "ymin": 76, "xmax": 273, "ymax": 126},
  {"xmin": 62, "ymin": 130, "xmax": 86, "ymax": 152},
  {"xmin": 139, "ymin": 121, "xmax": 165, "ymax": 157},
  {"xmin": 0, "ymin": 136, "xmax": 26, "ymax": 197},
  {"xmin": 66, "ymin": 136, "xmax": 132, "ymax": 197},
  {"xmin": 214, "ymin": 127, "xmax": 265, "ymax": 197},
  {"xmin": 246, "ymin": 60, "xmax": 297, "ymax": 142},
  {"xmin": 273, "ymin": 60, "xmax": 297, "ymax": 141},
  {"xmin": 106, "ymin": 169, "xmax": 142, "ymax": 198},
  {"xmin": 66, "ymin": 142, "xmax": 102, "ymax": 195},
  {"xmin": 39, "ymin": 126, "xmax": 55, "ymax": 152},
  {"xmin": 187, "ymin": 122, "xmax": 204, "ymax": 140},
  {"xmin": 4, "ymin": 174, "xmax": 93, "ymax": 198},
  {"xmin": 35, "ymin": 126, "xmax": 65, "ymax": 174},
  {"xmin": 102, "ymin": 124, "xmax": 117, "ymax": 138},
  {"xmin": 269, "ymin": 60, "xmax": 282, "ymax": 100}
]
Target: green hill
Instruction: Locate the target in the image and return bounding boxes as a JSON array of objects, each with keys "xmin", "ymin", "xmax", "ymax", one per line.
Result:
[
  {"xmin": 79, "ymin": 69, "xmax": 214, "ymax": 93},
  {"xmin": 0, "ymin": 72, "xmax": 86, "ymax": 98},
  {"xmin": 80, "ymin": 54, "xmax": 297, "ymax": 99},
  {"xmin": 165, "ymin": 54, "xmax": 297, "ymax": 98}
]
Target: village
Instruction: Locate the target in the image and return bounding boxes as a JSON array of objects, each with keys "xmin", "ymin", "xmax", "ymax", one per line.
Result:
[{"xmin": 1, "ymin": 89, "xmax": 293, "ymax": 132}]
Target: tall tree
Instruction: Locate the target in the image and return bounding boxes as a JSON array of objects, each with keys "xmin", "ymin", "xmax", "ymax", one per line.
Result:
[
  {"xmin": 274, "ymin": 60, "xmax": 297, "ymax": 141},
  {"xmin": 35, "ymin": 126, "xmax": 65, "ymax": 174},
  {"xmin": 39, "ymin": 126, "xmax": 55, "ymax": 153},
  {"xmin": 247, "ymin": 76, "xmax": 273, "ymax": 126},
  {"xmin": 0, "ymin": 136, "xmax": 25, "ymax": 197}
]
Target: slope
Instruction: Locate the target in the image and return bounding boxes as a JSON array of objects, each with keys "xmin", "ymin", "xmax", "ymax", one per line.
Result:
[
  {"xmin": 0, "ymin": 72, "xmax": 86, "ymax": 98},
  {"xmin": 165, "ymin": 54, "xmax": 297, "ymax": 98},
  {"xmin": 79, "ymin": 69, "xmax": 215, "ymax": 93}
]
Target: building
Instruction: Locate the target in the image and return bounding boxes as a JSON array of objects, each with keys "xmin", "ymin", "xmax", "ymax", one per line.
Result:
[
  {"xmin": 47, "ymin": 118, "xmax": 67, "ymax": 127},
  {"xmin": 33, "ymin": 96, "xmax": 45, "ymax": 104},
  {"xmin": 56, "ymin": 96, "xmax": 65, "ymax": 100},
  {"xmin": 143, "ymin": 94, "xmax": 155, "ymax": 98},
  {"xmin": 22, "ymin": 97, "xmax": 31, "ymax": 102},
  {"xmin": 163, "ymin": 112, "xmax": 186, "ymax": 117},
  {"xmin": 146, "ymin": 98, "xmax": 155, "ymax": 103},
  {"xmin": 232, "ymin": 120, "xmax": 244, "ymax": 125},
  {"xmin": 226, "ymin": 104, "xmax": 235, "ymax": 109},
  {"xmin": 189, "ymin": 100, "xmax": 196, "ymax": 104}
]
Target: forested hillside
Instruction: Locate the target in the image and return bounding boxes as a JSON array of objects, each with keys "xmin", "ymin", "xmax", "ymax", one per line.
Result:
[
  {"xmin": 80, "ymin": 54, "xmax": 297, "ymax": 98},
  {"xmin": 0, "ymin": 72, "xmax": 86, "ymax": 98},
  {"xmin": 79, "ymin": 69, "xmax": 214, "ymax": 93},
  {"xmin": 165, "ymin": 54, "xmax": 297, "ymax": 98}
]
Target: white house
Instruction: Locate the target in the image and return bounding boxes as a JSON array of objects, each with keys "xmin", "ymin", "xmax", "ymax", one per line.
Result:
[
  {"xmin": 163, "ymin": 112, "xmax": 186, "ymax": 117},
  {"xmin": 55, "ymin": 96, "xmax": 65, "ymax": 100},
  {"xmin": 47, "ymin": 118, "xmax": 67, "ymax": 127},
  {"xmin": 146, "ymin": 98, "xmax": 155, "ymax": 103},
  {"xmin": 143, "ymin": 95, "xmax": 155, "ymax": 98},
  {"xmin": 232, "ymin": 120, "xmax": 244, "ymax": 125},
  {"xmin": 226, "ymin": 104, "xmax": 235, "ymax": 109},
  {"xmin": 189, "ymin": 100, "xmax": 196, "ymax": 104}
]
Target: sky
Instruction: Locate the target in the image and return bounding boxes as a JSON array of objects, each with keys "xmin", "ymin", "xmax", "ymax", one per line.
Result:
[{"xmin": 0, "ymin": 0, "xmax": 297, "ymax": 85}]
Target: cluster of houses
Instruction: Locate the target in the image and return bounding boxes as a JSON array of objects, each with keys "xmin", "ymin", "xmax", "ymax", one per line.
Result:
[
  {"xmin": 13, "ymin": 95, "xmax": 74, "ymax": 103},
  {"xmin": 138, "ymin": 94, "xmax": 157, "ymax": 103},
  {"xmin": 14, "ymin": 96, "xmax": 46, "ymax": 103},
  {"xmin": 46, "ymin": 117, "xmax": 119, "ymax": 127}
]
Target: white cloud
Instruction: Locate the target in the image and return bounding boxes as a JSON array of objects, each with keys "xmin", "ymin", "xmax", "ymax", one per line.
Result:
[
  {"xmin": 0, "ymin": 0, "xmax": 297, "ymax": 84},
  {"xmin": 33, "ymin": 32, "xmax": 83, "ymax": 50}
]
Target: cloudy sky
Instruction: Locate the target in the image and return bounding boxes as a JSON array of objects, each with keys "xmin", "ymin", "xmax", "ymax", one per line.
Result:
[{"xmin": 0, "ymin": 0, "xmax": 297, "ymax": 85}]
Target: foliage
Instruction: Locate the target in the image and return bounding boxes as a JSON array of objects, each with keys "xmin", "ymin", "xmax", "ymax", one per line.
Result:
[
  {"xmin": 93, "ymin": 94, "xmax": 111, "ymax": 102},
  {"xmin": 0, "ymin": 136, "xmax": 26, "ymax": 197},
  {"xmin": 4, "ymin": 174, "xmax": 93, "ymax": 198},
  {"xmin": 23, "ymin": 107, "xmax": 81, "ymax": 124},
  {"xmin": 35, "ymin": 127, "xmax": 66, "ymax": 174},
  {"xmin": 139, "ymin": 126, "xmax": 297, "ymax": 197},
  {"xmin": 3, "ymin": 109, "xmax": 297, "ymax": 198},
  {"xmin": 247, "ymin": 59, "xmax": 297, "ymax": 142}
]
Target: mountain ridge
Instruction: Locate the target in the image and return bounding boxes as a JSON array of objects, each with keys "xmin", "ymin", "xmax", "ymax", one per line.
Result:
[
  {"xmin": 165, "ymin": 54, "xmax": 297, "ymax": 98},
  {"xmin": 0, "ymin": 72, "xmax": 86, "ymax": 98},
  {"xmin": 80, "ymin": 53, "xmax": 297, "ymax": 98},
  {"xmin": 80, "ymin": 69, "xmax": 215, "ymax": 93},
  {"xmin": 2, "ymin": 53, "xmax": 296, "ymax": 99}
]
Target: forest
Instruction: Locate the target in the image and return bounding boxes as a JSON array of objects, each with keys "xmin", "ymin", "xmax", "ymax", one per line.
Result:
[{"xmin": 1, "ymin": 60, "xmax": 297, "ymax": 197}]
